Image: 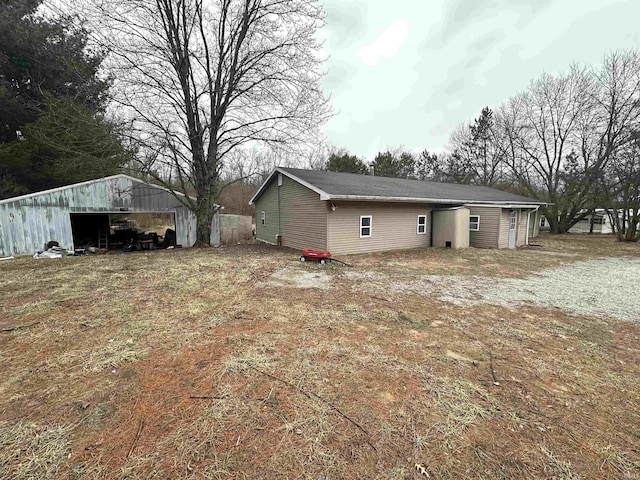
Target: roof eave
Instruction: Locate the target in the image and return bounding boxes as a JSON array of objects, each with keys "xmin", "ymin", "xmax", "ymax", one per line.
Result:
[
  {"xmin": 463, "ymin": 202, "xmax": 547, "ymax": 208},
  {"xmin": 249, "ymin": 167, "xmax": 331, "ymax": 205}
]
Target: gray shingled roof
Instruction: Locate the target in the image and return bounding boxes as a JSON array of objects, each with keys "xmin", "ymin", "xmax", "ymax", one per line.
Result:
[{"xmin": 277, "ymin": 167, "xmax": 544, "ymax": 204}]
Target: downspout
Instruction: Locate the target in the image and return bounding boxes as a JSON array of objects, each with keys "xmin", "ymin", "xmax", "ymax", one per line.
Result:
[{"xmin": 429, "ymin": 208, "xmax": 434, "ymax": 247}]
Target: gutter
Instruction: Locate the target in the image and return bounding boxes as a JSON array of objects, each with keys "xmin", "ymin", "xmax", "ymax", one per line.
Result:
[
  {"xmin": 327, "ymin": 195, "xmax": 545, "ymax": 206},
  {"xmin": 463, "ymin": 203, "xmax": 548, "ymax": 208}
]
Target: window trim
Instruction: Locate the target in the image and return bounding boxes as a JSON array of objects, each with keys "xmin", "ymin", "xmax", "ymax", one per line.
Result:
[
  {"xmin": 261, "ymin": 210, "xmax": 266, "ymax": 225},
  {"xmin": 359, "ymin": 215, "xmax": 372, "ymax": 238},
  {"xmin": 469, "ymin": 215, "xmax": 480, "ymax": 231},
  {"xmin": 417, "ymin": 214, "xmax": 427, "ymax": 235}
]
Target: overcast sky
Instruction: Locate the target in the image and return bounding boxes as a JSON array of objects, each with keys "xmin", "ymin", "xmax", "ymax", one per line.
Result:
[{"xmin": 319, "ymin": 0, "xmax": 640, "ymax": 160}]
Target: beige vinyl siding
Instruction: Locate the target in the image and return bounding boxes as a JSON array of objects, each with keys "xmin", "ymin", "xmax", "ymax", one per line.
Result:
[
  {"xmin": 279, "ymin": 176, "xmax": 327, "ymax": 251},
  {"xmin": 327, "ymin": 201, "xmax": 432, "ymax": 254},
  {"xmin": 516, "ymin": 209, "xmax": 527, "ymax": 246},
  {"xmin": 498, "ymin": 209, "xmax": 510, "ymax": 248},
  {"xmin": 468, "ymin": 207, "xmax": 501, "ymax": 249},
  {"xmin": 254, "ymin": 178, "xmax": 279, "ymax": 244}
]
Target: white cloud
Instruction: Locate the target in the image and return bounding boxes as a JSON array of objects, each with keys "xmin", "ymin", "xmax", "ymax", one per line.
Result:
[{"xmin": 357, "ymin": 19, "xmax": 410, "ymax": 66}]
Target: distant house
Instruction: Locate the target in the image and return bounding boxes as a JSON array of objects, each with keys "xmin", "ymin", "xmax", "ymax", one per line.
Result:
[
  {"xmin": 568, "ymin": 210, "xmax": 614, "ymax": 234},
  {"xmin": 540, "ymin": 209, "xmax": 616, "ymax": 234},
  {"xmin": 250, "ymin": 167, "xmax": 546, "ymax": 254}
]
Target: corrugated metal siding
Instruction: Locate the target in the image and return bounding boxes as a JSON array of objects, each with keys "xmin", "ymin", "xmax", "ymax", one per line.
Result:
[
  {"xmin": 254, "ymin": 178, "xmax": 280, "ymax": 245},
  {"xmin": 0, "ymin": 176, "xmax": 200, "ymax": 256},
  {"xmin": 498, "ymin": 209, "xmax": 510, "ymax": 248},
  {"xmin": 132, "ymin": 182, "xmax": 190, "ymax": 211},
  {"xmin": 327, "ymin": 202, "xmax": 432, "ymax": 255},
  {"xmin": 279, "ymin": 176, "xmax": 327, "ymax": 251},
  {"xmin": 175, "ymin": 206, "xmax": 197, "ymax": 247},
  {"xmin": 468, "ymin": 207, "xmax": 501, "ymax": 249}
]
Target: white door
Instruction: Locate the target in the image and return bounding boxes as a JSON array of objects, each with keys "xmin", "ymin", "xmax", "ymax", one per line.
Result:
[{"xmin": 508, "ymin": 210, "xmax": 517, "ymax": 248}]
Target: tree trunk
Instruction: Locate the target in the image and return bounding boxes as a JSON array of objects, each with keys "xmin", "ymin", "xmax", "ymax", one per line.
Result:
[
  {"xmin": 624, "ymin": 214, "xmax": 639, "ymax": 242},
  {"xmin": 195, "ymin": 189, "xmax": 218, "ymax": 246}
]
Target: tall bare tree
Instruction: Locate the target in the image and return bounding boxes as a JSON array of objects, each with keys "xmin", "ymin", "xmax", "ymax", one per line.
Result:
[
  {"xmin": 501, "ymin": 67, "xmax": 595, "ymax": 233},
  {"xmin": 75, "ymin": 0, "xmax": 329, "ymax": 244}
]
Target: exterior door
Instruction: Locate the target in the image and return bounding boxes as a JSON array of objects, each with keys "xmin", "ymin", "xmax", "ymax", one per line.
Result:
[{"xmin": 508, "ymin": 210, "xmax": 517, "ymax": 248}]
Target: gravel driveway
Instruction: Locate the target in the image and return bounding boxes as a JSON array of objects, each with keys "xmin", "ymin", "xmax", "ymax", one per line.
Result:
[
  {"xmin": 342, "ymin": 257, "xmax": 640, "ymax": 322},
  {"xmin": 481, "ymin": 257, "xmax": 640, "ymax": 322}
]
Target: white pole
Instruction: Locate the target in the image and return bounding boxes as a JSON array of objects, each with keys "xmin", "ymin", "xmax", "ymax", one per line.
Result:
[{"xmin": 525, "ymin": 206, "xmax": 540, "ymax": 245}]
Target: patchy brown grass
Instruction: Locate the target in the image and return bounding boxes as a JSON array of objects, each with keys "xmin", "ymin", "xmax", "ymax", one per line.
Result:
[{"xmin": 0, "ymin": 235, "xmax": 639, "ymax": 479}]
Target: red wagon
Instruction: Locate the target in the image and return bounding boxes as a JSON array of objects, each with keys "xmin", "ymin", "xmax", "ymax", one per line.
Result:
[{"xmin": 300, "ymin": 248, "xmax": 332, "ymax": 265}]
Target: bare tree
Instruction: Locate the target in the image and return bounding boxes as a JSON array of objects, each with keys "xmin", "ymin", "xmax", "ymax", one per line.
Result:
[
  {"xmin": 501, "ymin": 67, "xmax": 594, "ymax": 233},
  {"xmin": 74, "ymin": 0, "xmax": 329, "ymax": 244},
  {"xmin": 498, "ymin": 52, "xmax": 640, "ymax": 233},
  {"xmin": 448, "ymin": 107, "xmax": 506, "ymax": 186}
]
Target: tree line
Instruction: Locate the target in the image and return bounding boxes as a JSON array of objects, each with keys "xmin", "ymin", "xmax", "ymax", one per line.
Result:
[{"xmin": 320, "ymin": 51, "xmax": 640, "ymax": 242}]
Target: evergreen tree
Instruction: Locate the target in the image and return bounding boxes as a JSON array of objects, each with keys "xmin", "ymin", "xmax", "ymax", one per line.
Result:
[
  {"xmin": 325, "ymin": 150, "xmax": 368, "ymax": 174},
  {"xmin": 0, "ymin": 0, "xmax": 127, "ymax": 198}
]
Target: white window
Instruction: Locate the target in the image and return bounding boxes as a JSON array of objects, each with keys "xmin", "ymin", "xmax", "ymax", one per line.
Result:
[
  {"xmin": 261, "ymin": 211, "xmax": 266, "ymax": 225},
  {"xmin": 360, "ymin": 215, "xmax": 372, "ymax": 238},
  {"xmin": 469, "ymin": 215, "xmax": 480, "ymax": 231},
  {"xmin": 417, "ymin": 215, "xmax": 427, "ymax": 234}
]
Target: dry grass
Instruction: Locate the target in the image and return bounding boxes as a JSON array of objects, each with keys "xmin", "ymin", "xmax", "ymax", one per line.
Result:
[{"xmin": 0, "ymin": 235, "xmax": 639, "ymax": 479}]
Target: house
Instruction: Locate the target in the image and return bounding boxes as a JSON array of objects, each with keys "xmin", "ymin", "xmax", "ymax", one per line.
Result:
[
  {"xmin": 567, "ymin": 210, "xmax": 614, "ymax": 234},
  {"xmin": 0, "ymin": 174, "xmax": 221, "ymax": 257},
  {"xmin": 540, "ymin": 209, "xmax": 617, "ymax": 234},
  {"xmin": 249, "ymin": 167, "xmax": 546, "ymax": 254}
]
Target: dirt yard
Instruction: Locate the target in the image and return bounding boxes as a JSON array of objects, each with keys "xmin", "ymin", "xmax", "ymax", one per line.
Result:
[{"xmin": 1, "ymin": 234, "xmax": 639, "ymax": 479}]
